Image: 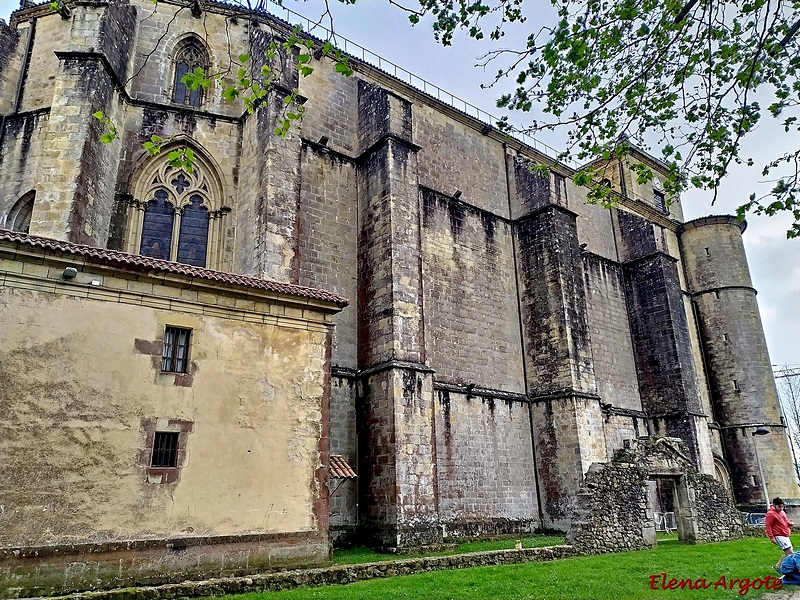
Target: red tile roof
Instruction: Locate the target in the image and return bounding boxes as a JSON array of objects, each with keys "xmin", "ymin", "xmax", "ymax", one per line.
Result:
[
  {"xmin": 329, "ymin": 455, "xmax": 357, "ymax": 479},
  {"xmin": 0, "ymin": 230, "xmax": 348, "ymax": 308}
]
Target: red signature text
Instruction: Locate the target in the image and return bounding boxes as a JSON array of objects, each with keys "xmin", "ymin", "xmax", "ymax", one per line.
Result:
[{"xmin": 648, "ymin": 572, "xmax": 783, "ymax": 595}]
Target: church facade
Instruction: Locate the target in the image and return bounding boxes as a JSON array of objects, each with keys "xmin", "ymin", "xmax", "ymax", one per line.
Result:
[{"xmin": 0, "ymin": 0, "xmax": 795, "ymax": 594}]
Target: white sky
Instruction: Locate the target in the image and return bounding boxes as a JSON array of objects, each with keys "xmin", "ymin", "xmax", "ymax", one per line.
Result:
[{"xmin": 1, "ymin": 0, "xmax": 797, "ymax": 368}]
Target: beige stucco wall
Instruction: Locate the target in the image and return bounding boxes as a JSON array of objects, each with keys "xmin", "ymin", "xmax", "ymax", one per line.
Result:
[{"xmin": 0, "ymin": 253, "xmax": 335, "ymax": 548}]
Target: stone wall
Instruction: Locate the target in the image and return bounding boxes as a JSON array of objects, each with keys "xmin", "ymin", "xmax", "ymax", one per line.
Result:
[
  {"xmin": 434, "ymin": 389, "xmax": 539, "ymax": 537},
  {"xmin": 582, "ymin": 253, "xmax": 642, "ymax": 412},
  {"xmin": 421, "ymin": 189, "xmax": 524, "ymax": 391}
]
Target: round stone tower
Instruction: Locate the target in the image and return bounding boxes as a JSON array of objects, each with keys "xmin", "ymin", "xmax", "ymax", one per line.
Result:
[{"xmin": 680, "ymin": 216, "xmax": 796, "ymax": 511}]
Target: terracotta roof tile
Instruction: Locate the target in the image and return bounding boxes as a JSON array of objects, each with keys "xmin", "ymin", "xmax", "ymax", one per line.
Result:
[
  {"xmin": 0, "ymin": 230, "xmax": 348, "ymax": 308},
  {"xmin": 330, "ymin": 455, "xmax": 357, "ymax": 479}
]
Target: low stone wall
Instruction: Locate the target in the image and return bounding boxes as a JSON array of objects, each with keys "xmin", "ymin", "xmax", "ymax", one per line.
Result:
[
  {"xmin": 28, "ymin": 546, "xmax": 577, "ymax": 600},
  {"xmin": 1, "ymin": 532, "xmax": 329, "ymax": 600}
]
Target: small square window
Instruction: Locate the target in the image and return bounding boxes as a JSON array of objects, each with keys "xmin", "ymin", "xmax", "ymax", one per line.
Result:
[
  {"xmin": 162, "ymin": 326, "xmax": 191, "ymax": 373},
  {"xmin": 151, "ymin": 431, "xmax": 179, "ymax": 467}
]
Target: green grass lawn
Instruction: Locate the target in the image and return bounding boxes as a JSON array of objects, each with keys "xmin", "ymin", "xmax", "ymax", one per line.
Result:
[{"xmin": 209, "ymin": 536, "xmax": 793, "ymax": 600}]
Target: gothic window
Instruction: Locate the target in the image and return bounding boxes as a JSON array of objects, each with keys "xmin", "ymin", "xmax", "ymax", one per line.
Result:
[
  {"xmin": 140, "ymin": 190, "xmax": 174, "ymax": 260},
  {"xmin": 177, "ymin": 195, "xmax": 209, "ymax": 267},
  {"xmin": 125, "ymin": 146, "xmax": 228, "ymax": 270},
  {"xmin": 172, "ymin": 41, "xmax": 208, "ymax": 107},
  {"xmin": 5, "ymin": 191, "xmax": 35, "ymax": 233}
]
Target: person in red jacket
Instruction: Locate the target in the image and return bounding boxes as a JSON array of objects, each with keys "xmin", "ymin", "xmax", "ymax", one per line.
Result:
[{"xmin": 766, "ymin": 497, "xmax": 795, "ymax": 573}]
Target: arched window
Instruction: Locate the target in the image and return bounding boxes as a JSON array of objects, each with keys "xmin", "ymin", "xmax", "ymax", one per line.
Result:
[
  {"xmin": 5, "ymin": 191, "xmax": 35, "ymax": 233},
  {"xmin": 172, "ymin": 40, "xmax": 208, "ymax": 107},
  {"xmin": 125, "ymin": 146, "xmax": 227, "ymax": 269}
]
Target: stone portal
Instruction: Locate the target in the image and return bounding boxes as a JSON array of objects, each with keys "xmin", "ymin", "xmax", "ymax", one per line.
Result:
[{"xmin": 566, "ymin": 437, "xmax": 744, "ymax": 553}]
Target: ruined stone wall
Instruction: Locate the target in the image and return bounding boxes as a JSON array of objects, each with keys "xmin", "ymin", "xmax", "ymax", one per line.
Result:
[
  {"xmin": 434, "ymin": 390, "xmax": 539, "ymax": 537},
  {"xmin": 566, "ymin": 438, "xmax": 744, "ymax": 554},
  {"xmin": 421, "ymin": 189, "xmax": 524, "ymax": 390}
]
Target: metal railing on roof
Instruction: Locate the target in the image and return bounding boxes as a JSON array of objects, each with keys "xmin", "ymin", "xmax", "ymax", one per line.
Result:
[{"xmin": 259, "ymin": 0, "xmax": 571, "ymax": 164}]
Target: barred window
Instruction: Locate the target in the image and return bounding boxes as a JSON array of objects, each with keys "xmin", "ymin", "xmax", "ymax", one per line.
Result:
[
  {"xmin": 151, "ymin": 431, "xmax": 179, "ymax": 468},
  {"xmin": 162, "ymin": 326, "xmax": 191, "ymax": 373}
]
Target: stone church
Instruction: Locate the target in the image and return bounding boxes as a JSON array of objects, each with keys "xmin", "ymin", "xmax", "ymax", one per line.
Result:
[{"xmin": 0, "ymin": 0, "xmax": 795, "ymax": 594}]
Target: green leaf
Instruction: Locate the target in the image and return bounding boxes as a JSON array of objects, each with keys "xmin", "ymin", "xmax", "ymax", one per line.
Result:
[
  {"xmin": 99, "ymin": 133, "xmax": 115, "ymax": 144},
  {"xmin": 335, "ymin": 61, "xmax": 353, "ymax": 76},
  {"xmin": 92, "ymin": 111, "xmax": 105, "ymax": 120},
  {"xmin": 222, "ymin": 86, "xmax": 239, "ymax": 102}
]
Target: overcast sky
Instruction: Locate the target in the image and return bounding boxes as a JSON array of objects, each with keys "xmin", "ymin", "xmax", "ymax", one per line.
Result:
[{"xmin": 1, "ymin": 0, "xmax": 797, "ymax": 369}]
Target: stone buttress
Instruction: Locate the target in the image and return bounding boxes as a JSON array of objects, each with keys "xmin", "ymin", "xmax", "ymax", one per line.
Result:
[
  {"xmin": 355, "ymin": 81, "xmax": 440, "ymax": 547},
  {"xmin": 17, "ymin": 2, "xmax": 136, "ymax": 245},
  {"xmin": 616, "ymin": 209, "xmax": 712, "ymax": 472},
  {"xmin": 513, "ymin": 160, "xmax": 606, "ymax": 530}
]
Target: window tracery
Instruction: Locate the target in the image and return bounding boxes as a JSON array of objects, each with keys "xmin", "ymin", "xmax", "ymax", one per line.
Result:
[
  {"xmin": 172, "ymin": 40, "xmax": 209, "ymax": 107},
  {"xmin": 125, "ymin": 148, "xmax": 228, "ymax": 270}
]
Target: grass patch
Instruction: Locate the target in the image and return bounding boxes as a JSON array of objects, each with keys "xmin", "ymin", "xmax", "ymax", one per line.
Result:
[
  {"xmin": 332, "ymin": 535, "xmax": 566, "ymax": 565},
  {"xmin": 210, "ymin": 537, "xmax": 789, "ymax": 600}
]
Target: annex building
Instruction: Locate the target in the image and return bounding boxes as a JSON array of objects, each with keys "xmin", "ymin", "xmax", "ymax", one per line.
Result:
[{"xmin": 0, "ymin": 0, "xmax": 795, "ymax": 595}]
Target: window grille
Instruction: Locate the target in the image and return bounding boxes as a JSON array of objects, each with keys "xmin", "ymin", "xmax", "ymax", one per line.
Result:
[
  {"xmin": 151, "ymin": 431, "xmax": 179, "ymax": 467},
  {"xmin": 162, "ymin": 326, "xmax": 191, "ymax": 373}
]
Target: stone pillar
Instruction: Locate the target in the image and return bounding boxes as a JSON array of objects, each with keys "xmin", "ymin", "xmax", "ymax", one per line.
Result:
[
  {"xmin": 680, "ymin": 216, "xmax": 797, "ymax": 510},
  {"xmin": 30, "ymin": 2, "xmax": 136, "ymax": 245},
  {"xmin": 355, "ymin": 81, "xmax": 440, "ymax": 547},
  {"xmin": 514, "ymin": 197, "xmax": 605, "ymax": 530},
  {"xmin": 616, "ymin": 209, "xmax": 710, "ymax": 470}
]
